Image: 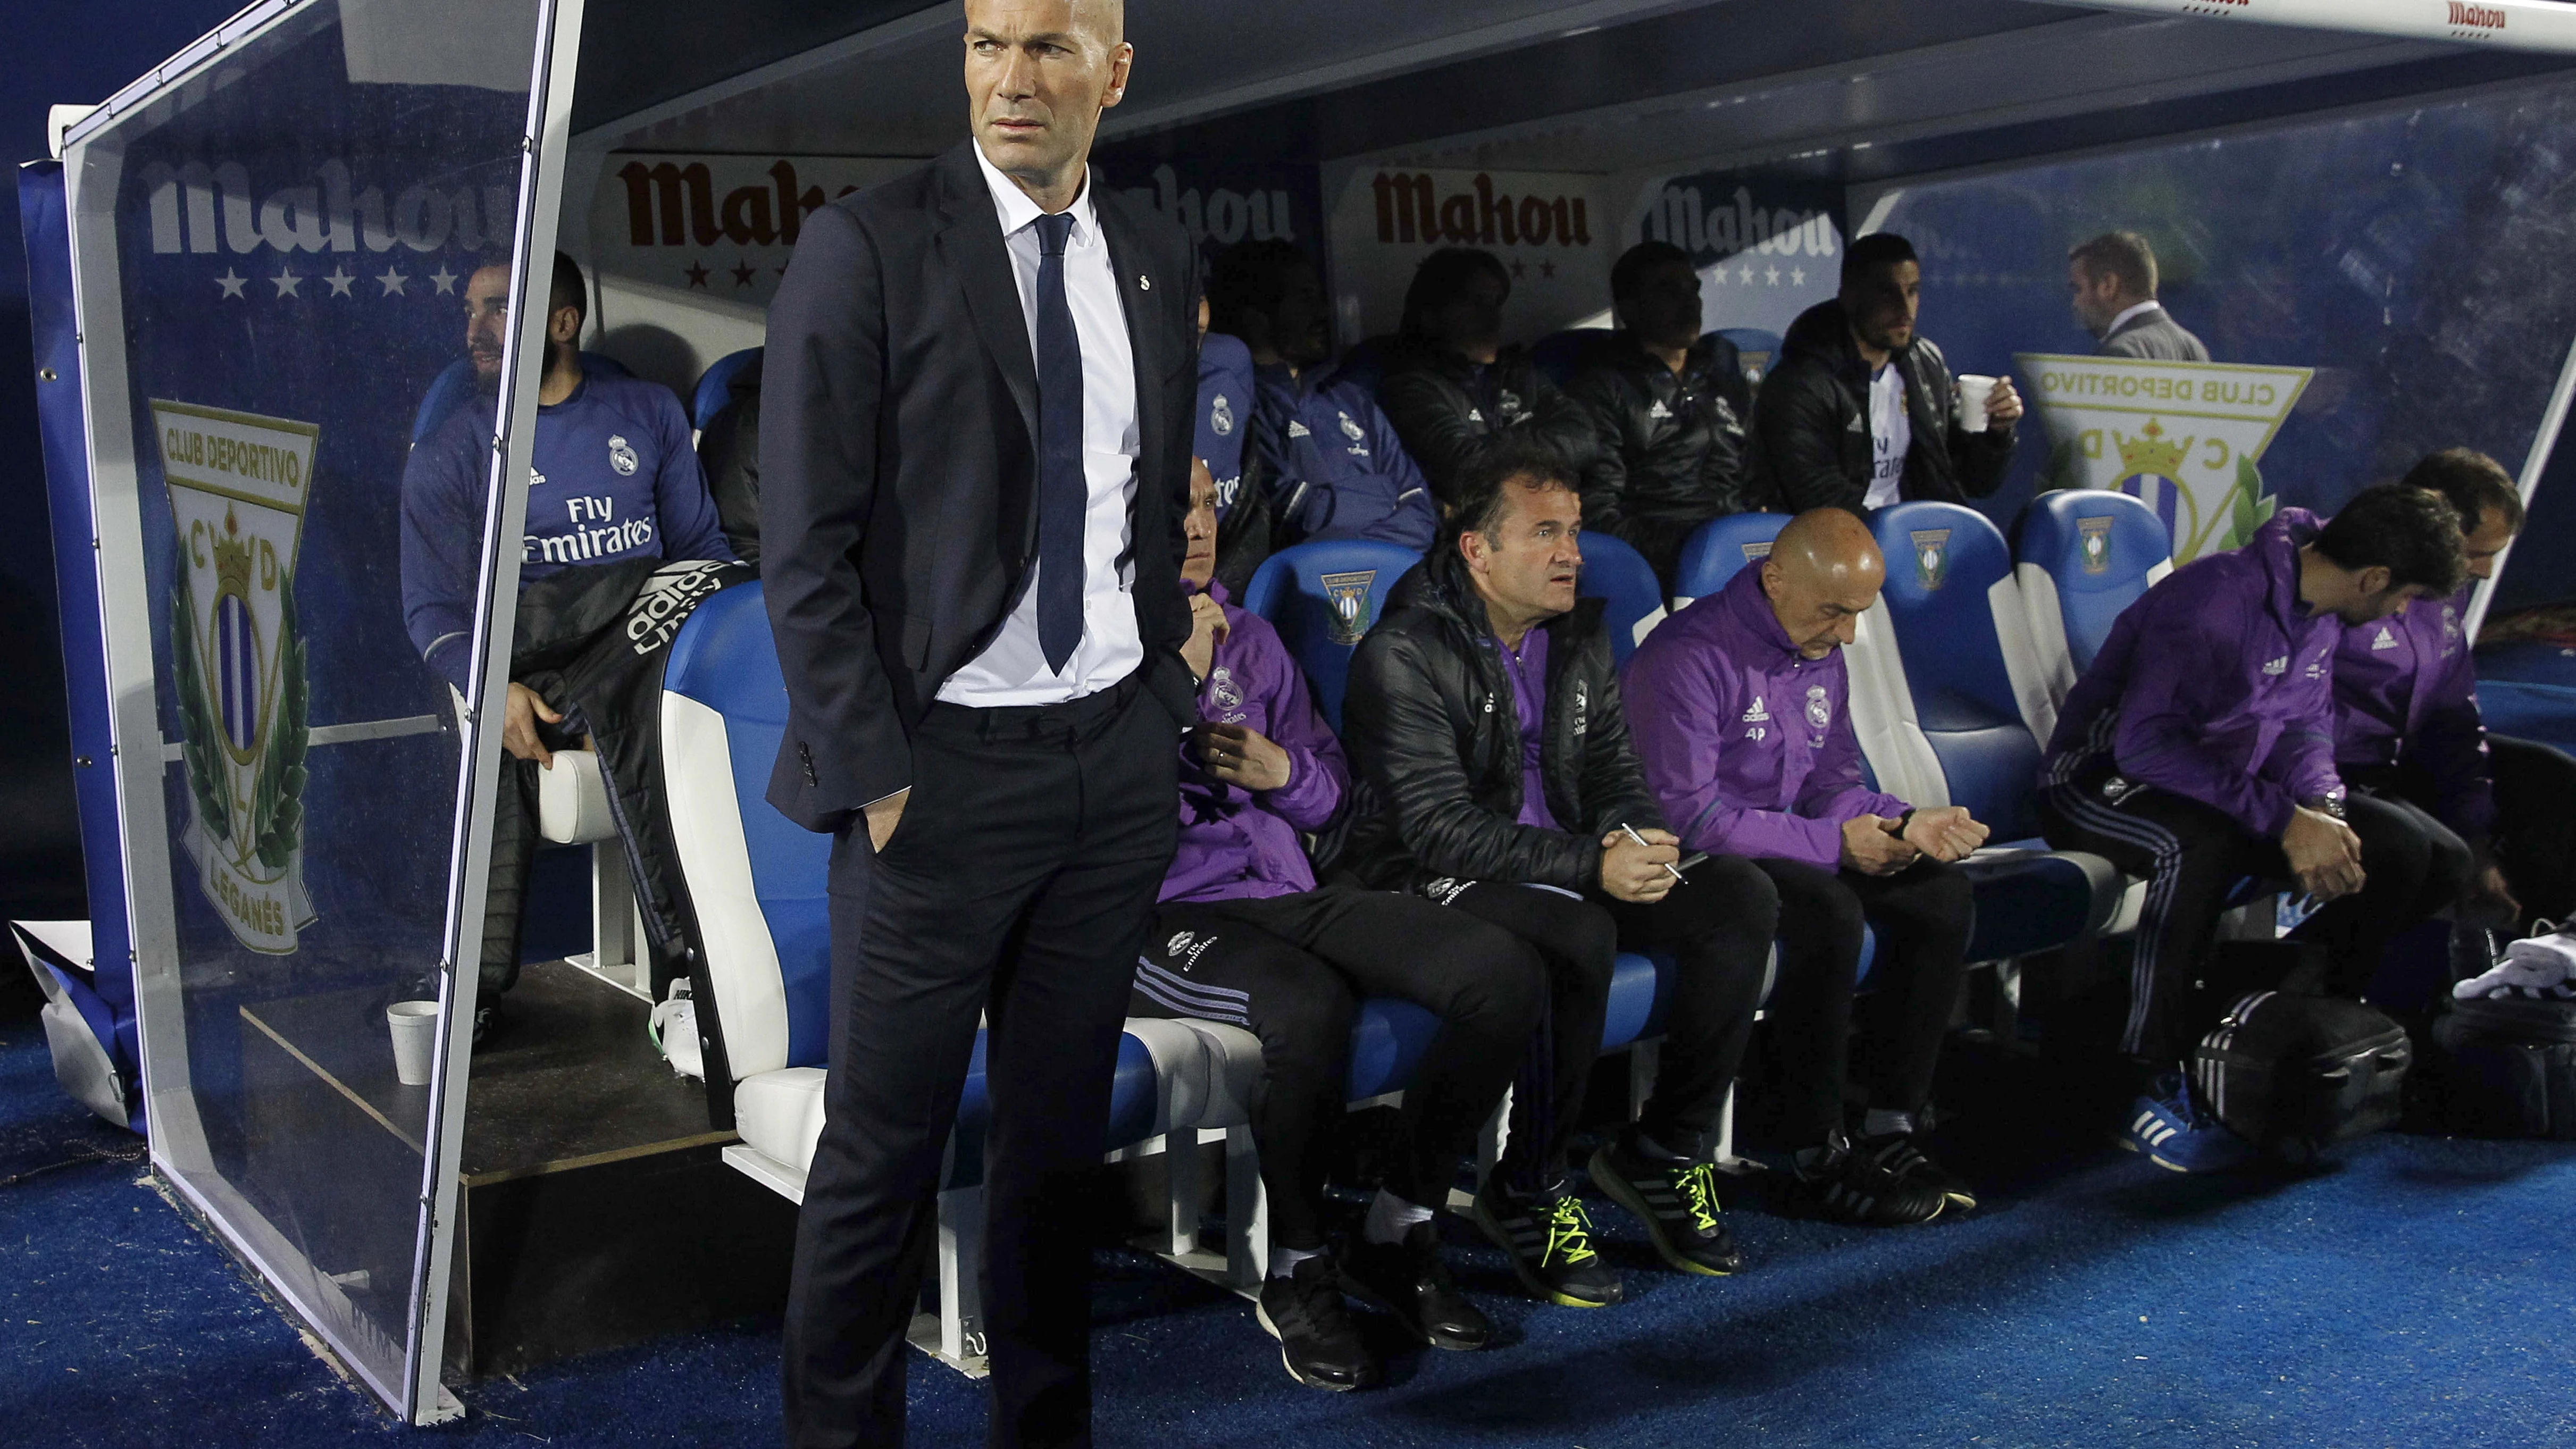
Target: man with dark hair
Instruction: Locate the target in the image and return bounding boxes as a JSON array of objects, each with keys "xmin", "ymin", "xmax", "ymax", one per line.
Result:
[
  {"xmin": 1377, "ymin": 247, "xmax": 1599, "ymax": 511},
  {"xmin": 400, "ymin": 249, "xmax": 733, "ymax": 1024},
  {"xmin": 2068, "ymin": 231, "xmax": 2208, "ymax": 362},
  {"xmin": 1208, "ymin": 238, "xmax": 1437, "ymax": 549},
  {"xmin": 1127, "ymin": 466, "xmax": 1545, "ymax": 1391},
  {"xmin": 1340, "ymin": 434, "xmax": 1776, "ymax": 1306},
  {"xmin": 2037, "ymin": 484, "xmax": 2473, "ymax": 1172},
  {"xmin": 1754, "ymin": 231, "xmax": 2021, "ymax": 514},
  {"xmin": 2336, "ymin": 449, "xmax": 2573, "ymax": 937},
  {"xmin": 1566, "ymin": 240, "xmax": 1759, "ymax": 590},
  {"xmin": 1627, "ymin": 507, "xmax": 1985, "ymax": 1222}
]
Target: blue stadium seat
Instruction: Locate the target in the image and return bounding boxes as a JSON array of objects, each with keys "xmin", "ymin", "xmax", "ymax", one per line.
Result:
[
  {"xmin": 409, "ymin": 350, "xmax": 634, "ymax": 447},
  {"xmin": 2015, "ymin": 489, "xmax": 2173, "ymax": 740},
  {"xmin": 2473, "ymin": 641, "xmax": 2576, "ymax": 757},
  {"xmin": 1854, "ymin": 502, "xmax": 2123, "ymax": 961},
  {"xmin": 1243, "ymin": 539, "xmax": 1423, "ymax": 732},
  {"xmin": 1532, "ymin": 327, "xmax": 1614, "ymax": 389},
  {"xmin": 691, "ymin": 347, "xmax": 763, "ymax": 431},
  {"xmin": 1713, "ymin": 327, "xmax": 1782, "ymax": 383},
  {"xmin": 1577, "ymin": 529, "xmax": 1668, "ymax": 665},
  {"xmin": 1672, "ymin": 511, "xmax": 1790, "ymax": 608}
]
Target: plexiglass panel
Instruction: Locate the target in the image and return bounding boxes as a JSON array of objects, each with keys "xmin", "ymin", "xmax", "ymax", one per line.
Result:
[{"xmin": 66, "ymin": 0, "xmax": 545, "ymax": 1414}]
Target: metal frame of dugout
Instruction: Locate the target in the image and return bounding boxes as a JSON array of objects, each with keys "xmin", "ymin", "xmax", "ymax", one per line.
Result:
[{"xmin": 43, "ymin": 0, "xmax": 2576, "ymax": 1427}]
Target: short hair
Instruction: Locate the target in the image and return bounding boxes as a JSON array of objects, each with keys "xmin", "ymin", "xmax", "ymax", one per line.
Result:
[
  {"xmin": 2399, "ymin": 447, "xmax": 2524, "ymax": 537},
  {"xmin": 2314, "ymin": 482, "xmax": 2469, "ymax": 597},
  {"xmin": 1611, "ymin": 240, "xmax": 1694, "ymax": 303},
  {"xmin": 550, "ymin": 250, "xmax": 588, "ymax": 329},
  {"xmin": 1445, "ymin": 433, "xmax": 1578, "ymax": 549},
  {"xmin": 2068, "ymin": 231, "xmax": 2158, "ymax": 298},
  {"xmin": 1398, "ymin": 247, "xmax": 1510, "ymax": 339},
  {"xmin": 1841, "ymin": 232, "xmax": 1917, "ymax": 287},
  {"xmin": 1207, "ymin": 239, "xmax": 1314, "ymax": 337}
]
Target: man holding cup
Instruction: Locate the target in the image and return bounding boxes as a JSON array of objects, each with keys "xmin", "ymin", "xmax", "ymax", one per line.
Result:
[{"xmin": 1753, "ymin": 232, "xmax": 2021, "ymax": 515}]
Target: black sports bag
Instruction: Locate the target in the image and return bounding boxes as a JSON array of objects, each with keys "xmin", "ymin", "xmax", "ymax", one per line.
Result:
[
  {"xmin": 2429, "ymin": 992, "xmax": 2576, "ymax": 1140},
  {"xmin": 2191, "ymin": 991, "xmax": 2412, "ymax": 1159}
]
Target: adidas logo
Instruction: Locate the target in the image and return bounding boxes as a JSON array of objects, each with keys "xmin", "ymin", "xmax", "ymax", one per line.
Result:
[
  {"xmin": 2262, "ymin": 656, "xmax": 2288, "ymax": 676},
  {"xmin": 1287, "ymin": 421, "xmax": 1311, "ymax": 438},
  {"xmin": 2129, "ymin": 1110, "xmax": 2179, "ymax": 1148},
  {"xmin": 1649, "ymin": 399, "xmax": 1672, "ymax": 421},
  {"xmin": 2372, "ymin": 627, "xmax": 2398, "ymax": 650},
  {"xmin": 1741, "ymin": 694, "xmax": 1770, "ymax": 724}
]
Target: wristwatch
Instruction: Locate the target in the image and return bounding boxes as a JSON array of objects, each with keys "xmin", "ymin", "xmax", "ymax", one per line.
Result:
[{"xmin": 2298, "ymin": 790, "xmax": 2347, "ymax": 823}]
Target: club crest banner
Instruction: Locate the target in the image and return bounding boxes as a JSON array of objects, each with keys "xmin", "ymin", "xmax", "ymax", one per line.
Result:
[
  {"xmin": 155, "ymin": 400, "xmax": 319, "ymax": 954},
  {"xmin": 2016, "ymin": 354, "xmax": 2311, "ymax": 564}
]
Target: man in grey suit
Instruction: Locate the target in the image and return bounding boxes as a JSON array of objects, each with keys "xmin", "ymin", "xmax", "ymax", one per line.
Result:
[
  {"xmin": 760, "ymin": 1, "xmax": 1200, "ymax": 1443},
  {"xmin": 2069, "ymin": 231, "xmax": 2209, "ymax": 362}
]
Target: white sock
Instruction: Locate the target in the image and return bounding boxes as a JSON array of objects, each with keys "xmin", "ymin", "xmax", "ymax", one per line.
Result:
[
  {"xmin": 1268, "ymin": 1243, "xmax": 1324, "ymax": 1280},
  {"xmin": 1862, "ymin": 1108, "xmax": 1915, "ymax": 1138},
  {"xmin": 1363, "ymin": 1188, "xmax": 1433, "ymax": 1246}
]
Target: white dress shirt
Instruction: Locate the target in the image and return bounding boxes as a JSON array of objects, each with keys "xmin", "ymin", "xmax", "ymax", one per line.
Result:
[
  {"xmin": 936, "ymin": 144, "xmax": 1144, "ymax": 707},
  {"xmin": 2103, "ymin": 299, "xmax": 2165, "ymax": 339}
]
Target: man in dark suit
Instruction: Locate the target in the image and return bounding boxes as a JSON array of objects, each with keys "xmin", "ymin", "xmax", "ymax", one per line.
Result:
[
  {"xmin": 759, "ymin": 2, "xmax": 1200, "ymax": 1443},
  {"xmin": 2069, "ymin": 230, "xmax": 2209, "ymax": 362}
]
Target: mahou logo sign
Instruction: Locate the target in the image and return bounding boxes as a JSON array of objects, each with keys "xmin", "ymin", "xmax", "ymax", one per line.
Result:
[
  {"xmin": 1330, "ymin": 168, "xmax": 1611, "ymax": 340},
  {"xmin": 587, "ymin": 154, "xmax": 919, "ymax": 305}
]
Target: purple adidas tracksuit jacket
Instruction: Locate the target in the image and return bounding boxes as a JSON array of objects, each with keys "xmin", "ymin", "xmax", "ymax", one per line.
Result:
[
  {"xmin": 2040, "ymin": 509, "xmax": 2343, "ymax": 837},
  {"xmin": 1157, "ymin": 581, "xmax": 1348, "ymax": 903},
  {"xmin": 1625, "ymin": 565, "xmax": 1910, "ymax": 870},
  {"xmin": 2332, "ymin": 587, "xmax": 2494, "ymax": 841}
]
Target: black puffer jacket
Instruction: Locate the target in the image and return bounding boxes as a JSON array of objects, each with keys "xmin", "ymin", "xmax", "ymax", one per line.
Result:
[
  {"xmin": 1565, "ymin": 331, "xmax": 1760, "ymax": 586},
  {"xmin": 1752, "ymin": 298, "xmax": 2014, "ymax": 514},
  {"xmin": 1336, "ymin": 544, "xmax": 1664, "ymax": 894},
  {"xmin": 1377, "ymin": 341, "xmax": 1600, "ymax": 511}
]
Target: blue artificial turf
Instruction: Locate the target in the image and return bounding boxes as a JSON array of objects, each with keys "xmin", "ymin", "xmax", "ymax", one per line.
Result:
[{"xmin": 6, "ymin": 1008, "xmax": 2573, "ymax": 1448}]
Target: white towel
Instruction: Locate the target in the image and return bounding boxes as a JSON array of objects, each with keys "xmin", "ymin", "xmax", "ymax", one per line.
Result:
[{"xmin": 2455, "ymin": 929, "xmax": 2576, "ymax": 1000}]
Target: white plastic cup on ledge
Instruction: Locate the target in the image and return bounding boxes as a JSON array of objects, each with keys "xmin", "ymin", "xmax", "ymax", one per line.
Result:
[
  {"xmin": 1956, "ymin": 374, "xmax": 1998, "ymax": 433},
  {"xmin": 387, "ymin": 1001, "xmax": 440, "ymax": 1086}
]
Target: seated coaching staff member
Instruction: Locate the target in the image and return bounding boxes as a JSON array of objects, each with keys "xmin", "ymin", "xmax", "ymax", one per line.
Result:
[
  {"xmin": 1341, "ymin": 437, "xmax": 1776, "ymax": 1306},
  {"xmin": 1755, "ymin": 232, "xmax": 2020, "ymax": 514},
  {"xmin": 1627, "ymin": 509, "xmax": 1985, "ymax": 1224},
  {"xmin": 1130, "ymin": 468, "xmax": 1544, "ymax": 1391},
  {"xmin": 2036, "ymin": 487, "xmax": 2470, "ymax": 1173},
  {"xmin": 758, "ymin": 3, "xmax": 1199, "ymax": 1444}
]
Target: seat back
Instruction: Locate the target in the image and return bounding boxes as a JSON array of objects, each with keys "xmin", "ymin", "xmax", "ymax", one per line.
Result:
[
  {"xmin": 1532, "ymin": 327, "xmax": 1613, "ymax": 389},
  {"xmin": 1861, "ymin": 502, "xmax": 2060, "ymax": 837},
  {"xmin": 1671, "ymin": 512, "xmax": 1789, "ymax": 608},
  {"xmin": 1713, "ymin": 327, "xmax": 1782, "ymax": 383},
  {"xmin": 1243, "ymin": 539, "xmax": 1424, "ymax": 732},
  {"xmin": 1576, "ymin": 528, "xmax": 1667, "ymax": 666},
  {"xmin": 692, "ymin": 346, "xmax": 764, "ymax": 431},
  {"xmin": 659, "ymin": 583, "xmax": 833, "ymax": 1084},
  {"xmin": 2015, "ymin": 489, "xmax": 2173, "ymax": 725},
  {"xmin": 411, "ymin": 351, "xmax": 633, "ymax": 447}
]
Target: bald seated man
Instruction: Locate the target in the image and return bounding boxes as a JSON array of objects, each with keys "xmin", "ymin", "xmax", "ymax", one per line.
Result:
[{"xmin": 1626, "ymin": 508, "xmax": 1988, "ymax": 1223}]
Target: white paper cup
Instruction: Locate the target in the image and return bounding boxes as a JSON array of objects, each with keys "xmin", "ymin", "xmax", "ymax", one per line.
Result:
[
  {"xmin": 387, "ymin": 1001, "xmax": 440, "ymax": 1086},
  {"xmin": 1956, "ymin": 374, "xmax": 1997, "ymax": 433}
]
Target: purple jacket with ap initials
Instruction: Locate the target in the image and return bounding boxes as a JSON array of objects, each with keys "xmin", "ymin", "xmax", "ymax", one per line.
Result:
[
  {"xmin": 2040, "ymin": 508, "xmax": 2343, "ymax": 838},
  {"xmin": 1157, "ymin": 581, "xmax": 1349, "ymax": 904},
  {"xmin": 1625, "ymin": 565, "xmax": 1910, "ymax": 869}
]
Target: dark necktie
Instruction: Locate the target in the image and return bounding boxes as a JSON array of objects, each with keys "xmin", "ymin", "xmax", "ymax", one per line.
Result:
[{"xmin": 1033, "ymin": 211, "xmax": 1085, "ymax": 675}]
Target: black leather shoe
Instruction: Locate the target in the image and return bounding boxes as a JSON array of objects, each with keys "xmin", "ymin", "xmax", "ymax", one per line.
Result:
[
  {"xmin": 1255, "ymin": 1254, "xmax": 1379, "ymax": 1391},
  {"xmin": 1339, "ymin": 1221, "xmax": 1492, "ymax": 1350}
]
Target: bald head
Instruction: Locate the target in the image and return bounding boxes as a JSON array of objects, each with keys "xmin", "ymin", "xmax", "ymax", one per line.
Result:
[
  {"xmin": 964, "ymin": 0, "xmax": 1133, "ymax": 209},
  {"xmin": 1760, "ymin": 508, "xmax": 1885, "ymax": 658}
]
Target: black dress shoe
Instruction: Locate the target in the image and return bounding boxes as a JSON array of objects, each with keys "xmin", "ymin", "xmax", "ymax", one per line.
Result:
[
  {"xmin": 1254, "ymin": 1254, "xmax": 1379, "ymax": 1391},
  {"xmin": 1339, "ymin": 1220, "xmax": 1492, "ymax": 1350}
]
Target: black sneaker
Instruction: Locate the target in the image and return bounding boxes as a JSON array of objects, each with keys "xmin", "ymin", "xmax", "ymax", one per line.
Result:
[
  {"xmin": 1254, "ymin": 1255, "xmax": 1378, "ymax": 1392},
  {"xmin": 1794, "ymin": 1140, "xmax": 1946, "ymax": 1227},
  {"xmin": 1855, "ymin": 1130, "xmax": 1977, "ymax": 1211},
  {"xmin": 1587, "ymin": 1138, "xmax": 1743, "ymax": 1276},
  {"xmin": 1470, "ymin": 1179, "xmax": 1623, "ymax": 1308},
  {"xmin": 1339, "ymin": 1221, "xmax": 1490, "ymax": 1351}
]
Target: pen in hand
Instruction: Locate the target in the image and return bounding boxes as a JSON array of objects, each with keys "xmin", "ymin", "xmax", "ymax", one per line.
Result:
[{"xmin": 1621, "ymin": 822, "xmax": 1686, "ymax": 883}]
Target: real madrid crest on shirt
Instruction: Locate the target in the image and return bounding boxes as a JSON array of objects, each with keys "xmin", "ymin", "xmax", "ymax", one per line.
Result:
[
  {"xmin": 1805, "ymin": 683, "xmax": 1833, "ymax": 731},
  {"xmin": 607, "ymin": 433, "xmax": 639, "ymax": 476},
  {"xmin": 1210, "ymin": 392, "xmax": 1234, "ymax": 438},
  {"xmin": 1208, "ymin": 665, "xmax": 1245, "ymax": 717},
  {"xmin": 152, "ymin": 400, "xmax": 320, "ymax": 954}
]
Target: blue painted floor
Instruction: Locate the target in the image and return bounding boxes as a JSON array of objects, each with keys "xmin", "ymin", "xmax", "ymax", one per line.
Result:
[{"xmin": 7, "ymin": 1007, "xmax": 2574, "ymax": 1447}]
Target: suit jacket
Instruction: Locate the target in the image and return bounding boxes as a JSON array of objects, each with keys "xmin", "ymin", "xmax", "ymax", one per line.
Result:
[
  {"xmin": 2099, "ymin": 305, "xmax": 2210, "ymax": 362},
  {"xmin": 759, "ymin": 142, "xmax": 1202, "ymax": 832}
]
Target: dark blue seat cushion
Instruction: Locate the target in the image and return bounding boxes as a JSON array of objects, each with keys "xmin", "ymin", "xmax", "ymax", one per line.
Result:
[{"xmin": 1345, "ymin": 996, "xmax": 1442, "ymax": 1101}]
